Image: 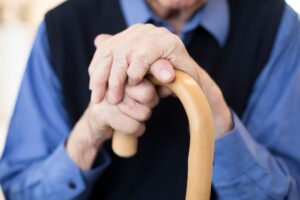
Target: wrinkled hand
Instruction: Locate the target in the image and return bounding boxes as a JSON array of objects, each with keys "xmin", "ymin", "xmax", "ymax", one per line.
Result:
[
  {"xmin": 87, "ymin": 79, "xmax": 159, "ymax": 141},
  {"xmin": 89, "ymin": 24, "xmax": 232, "ymax": 138},
  {"xmin": 67, "ymin": 79, "xmax": 159, "ymax": 169},
  {"xmin": 89, "ymin": 24, "xmax": 198, "ymax": 104}
]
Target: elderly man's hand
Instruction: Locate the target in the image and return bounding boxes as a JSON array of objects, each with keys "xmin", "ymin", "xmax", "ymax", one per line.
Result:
[
  {"xmin": 67, "ymin": 79, "xmax": 159, "ymax": 170},
  {"xmin": 89, "ymin": 24, "xmax": 198, "ymax": 103},
  {"xmin": 89, "ymin": 24, "xmax": 233, "ymax": 138}
]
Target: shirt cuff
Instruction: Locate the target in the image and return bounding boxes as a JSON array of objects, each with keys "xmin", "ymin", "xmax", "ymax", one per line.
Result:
[
  {"xmin": 41, "ymin": 142, "xmax": 111, "ymax": 199},
  {"xmin": 212, "ymin": 112, "xmax": 258, "ymax": 186},
  {"xmin": 82, "ymin": 147, "xmax": 111, "ymax": 186}
]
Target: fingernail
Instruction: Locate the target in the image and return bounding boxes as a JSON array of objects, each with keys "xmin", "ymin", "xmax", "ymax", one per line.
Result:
[{"xmin": 160, "ymin": 69, "xmax": 172, "ymax": 81}]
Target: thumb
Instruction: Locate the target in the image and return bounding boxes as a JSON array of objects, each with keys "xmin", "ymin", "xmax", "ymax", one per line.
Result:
[
  {"xmin": 94, "ymin": 34, "xmax": 112, "ymax": 47},
  {"xmin": 149, "ymin": 59, "xmax": 175, "ymax": 83}
]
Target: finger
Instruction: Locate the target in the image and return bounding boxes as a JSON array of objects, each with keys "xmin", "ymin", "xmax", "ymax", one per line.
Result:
[
  {"xmin": 114, "ymin": 25, "xmax": 163, "ymax": 87},
  {"xmin": 94, "ymin": 34, "xmax": 112, "ymax": 47},
  {"xmin": 89, "ymin": 34, "xmax": 113, "ymax": 81},
  {"xmin": 149, "ymin": 59, "xmax": 175, "ymax": 83},
  {"xmin": 108, "ymin": 106, "xmax": 146, "ymax": 137},
  {"xmin": 127, "ymin": 40, "xmax": 162, "ymax": 86},
  {"xmin": 125, "ymin": 79, "xmax": 159, "ymax": 108},
  {"xmin": 117, "ymin": 95, "xmax": 152, "ymax": 122},
  {"xmin": 158, "ymin": 87, "xmax": 173, "ymax": 98},
  {"xmin": 90, "ymin": 50, "xmax": 113, "ymax": 103},
  {"xmin": 107, "ymin": 53, "xmax": 128, "ymax": 104}
]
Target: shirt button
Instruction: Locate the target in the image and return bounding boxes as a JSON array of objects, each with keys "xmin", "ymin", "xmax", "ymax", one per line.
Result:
[{"xmin": 68, "ymin": 181, "xmax": 76, "ymax": 189}]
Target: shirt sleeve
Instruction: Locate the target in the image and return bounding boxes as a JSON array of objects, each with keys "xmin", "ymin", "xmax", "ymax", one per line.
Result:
[
  {"xmin": 0, "ymin": 22, "xmax": 111, "ymax": 200},
  {"xmin": 212, "ymin": 5, "xmax": 300, "ymax": 199}
]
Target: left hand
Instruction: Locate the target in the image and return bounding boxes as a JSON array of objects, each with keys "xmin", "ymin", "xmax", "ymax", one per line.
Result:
[{"xmin": 89, "ymin": 24, "xmax": 233, "ymax": 138}]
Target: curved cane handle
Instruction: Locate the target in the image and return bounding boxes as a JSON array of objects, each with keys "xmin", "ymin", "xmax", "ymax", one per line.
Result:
[{"xmin": 112, "ymin": 70, "xmax": 215, "ymax": 200}]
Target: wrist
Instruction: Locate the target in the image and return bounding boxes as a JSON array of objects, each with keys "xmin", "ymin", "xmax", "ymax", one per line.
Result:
[
  {"xmin": 66, "ymin": 108, "xmax": 111, "ymax": 170},
  {"xmin": 215, "ymin": 107, "xmax": 233, "ymax": 139},
  {"xmin": 74, "ymin": 106, "xmax": 112, "ymax": 148},
  {"xmin": 66, "ymin": 134, "xmax": 99, "ymax": 170}
]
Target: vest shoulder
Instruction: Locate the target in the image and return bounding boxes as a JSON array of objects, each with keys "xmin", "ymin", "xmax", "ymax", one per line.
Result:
[
  {"xmin": 229, "ymin": 0, "xmax": 285, "ymax": 6},
  {"xmin": 45, "ymin": 0, "xmax": 105, "ymax": 22}
]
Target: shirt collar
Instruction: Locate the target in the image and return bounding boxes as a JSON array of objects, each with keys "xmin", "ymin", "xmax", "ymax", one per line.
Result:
[{"xmin": 119, "ymin": 0, "xmax": 230, "ymax": 46}]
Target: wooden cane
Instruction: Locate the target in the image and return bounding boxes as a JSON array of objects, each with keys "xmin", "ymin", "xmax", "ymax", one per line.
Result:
[{"xmin": 112, "ymin": 70, "xmax": 215, "ymax": 200}]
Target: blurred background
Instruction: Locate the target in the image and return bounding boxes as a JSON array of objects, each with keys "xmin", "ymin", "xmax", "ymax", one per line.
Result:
[
  {"xmin": 0, "ymin": 0, "xmax": 65, "ymax": 158},
  {"xmin": 0, "ymin": 1, "xmax": 64, "ymax": 198},
  {"xmin": 0, "ymin": 1, "xmax": 299, "ymax": 198}
]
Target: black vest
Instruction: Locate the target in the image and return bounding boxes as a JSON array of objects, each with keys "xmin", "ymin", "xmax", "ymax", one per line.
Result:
[{"xmin": 45, "ymin": 0, "xmax": 284, "ymax": 199}]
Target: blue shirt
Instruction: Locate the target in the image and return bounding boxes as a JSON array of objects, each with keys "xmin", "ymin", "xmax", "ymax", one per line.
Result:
[{"xmin": 1, "ymin": 0, "xmax": 300, "ymax": 199}]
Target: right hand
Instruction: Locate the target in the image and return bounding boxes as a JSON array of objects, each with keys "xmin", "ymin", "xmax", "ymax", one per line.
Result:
[{"xmin": 67, "ymin": 78, "xmax": 160, "ymax": 170}]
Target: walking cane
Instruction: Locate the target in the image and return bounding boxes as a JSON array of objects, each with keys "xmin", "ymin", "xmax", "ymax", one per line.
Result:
[{"xmin": 112, "ymin": 70, "xmax": 215, "ymax": 200}]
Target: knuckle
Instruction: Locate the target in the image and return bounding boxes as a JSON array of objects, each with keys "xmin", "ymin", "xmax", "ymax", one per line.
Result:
[
  {"xmin": 127, "ymin": 122, "xmax": 143, "ymax": 136},
  {"xmin": 110, "ymin": 57, "xmax": 128, "ymax": 85},
  {"xmin": 127, "ymin": 70, "xmax": 144, "ymax": 84},
  {"xmin": 128, "ymin": 58, "xmax": 149, "ymax": 82},
  {"xmin": 94, "ymin": 34, "xmax": 110, "ymax": 47},
  {"xmin": 141, "ymin": 85, "xmax": 157, "ymax": 104},
  {"xmin": 174, "ymin": 35, "xmax": 185, "ymax": 49},
  {"xmin": 129, "ymin": 23, "xmax": 143, "ymax": 30},
  {"xmin": 133, "ymin": 50, "xmax": 149, "ymax": 65},
  {"xmin": 89, "ymin": 64, "xmax": 108, "ymax": 86},
  {"xmin": 113, "ymin": 49, "xmax": 126, "ymax": 59},
  {"xmin": 164, "ymin": 32, "xmax": 181, "ymax": 47},
  {"xmin": 141, "ymin": 107, "xmax": 152, "ymax": 121},
  {"xmin": 109, "ymin": 78, "xmax": 123, "ymax": 89},
  {"xmin": 89, "ymin": 103, "xmax": 108, "ymax": 126},
  {"xmin": 109, "ymin": 72, "xmax": 126, "ymax": 87},
  {"xmin": 113, "ymin": 55, "xmax": 128, "ymax": 70},
  {"xmin": 170, "ymin": 34, "xmax": 181, "ymax": 46},
  {"xmin": 157, "ymin": 27, "xmax": 169, "ymax": 34},
  {"xmin": 98, "ymin": 48, "xmax": 112, "ymax": 59},
  {"xmin": 90, "ymin": 78, "xmax": 103, "ymax": 89},
  {"xmin": 143, "ymin": 23, "xmax": 155, "ymax": 29},
  {"xmin": 91, "ymin": 73, "xmax": 107, "ymax": 86},
  {"xmin": 171, "ymin": 33, "xmax": 181, "ymax": 42},
  {"xmin": 112, "ymin": 46, "xmax": 127, "ymax": 57},
  {"xmin": 122, "ymin": 98, "xmax": 137, "ymax": 110},
  {"xmin": 130, "ymin": 51, "xmax": 150, "ymax": 72}
]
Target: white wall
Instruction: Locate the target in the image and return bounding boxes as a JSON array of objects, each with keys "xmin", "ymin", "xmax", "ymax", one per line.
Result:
[{"xmin": 286, "ymin": 0, "xmax": 300, "ymax": 14}]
